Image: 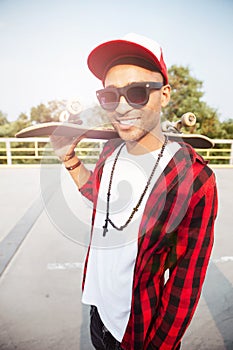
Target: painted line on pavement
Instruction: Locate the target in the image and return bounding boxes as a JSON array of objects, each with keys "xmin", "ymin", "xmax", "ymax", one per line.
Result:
[
  {"xmin": 0, "ymin": 196, "xmax": 44, "ymax": 277},
  {"xmin": 47, "ymin": 262, "xmax": 84, "ymax": 270},
  {"xmin": 212, "ymin": 256, "xmax": 233, "ymax": 263},
  {"xmin": 46, "ymin": 257, "xmax": 233, "ymax": 271}
]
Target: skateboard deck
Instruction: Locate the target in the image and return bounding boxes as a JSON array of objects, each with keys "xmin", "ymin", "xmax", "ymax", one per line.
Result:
[
  {"xmin": 164, "ymin": 132, "xmax": 214, "ymax": 148},
  {"xmin": 15, "ymin": 122, "xmax": 214, "ymax": 148},
  {"xmin": 15, "ymin": 122, "xmax": 118, "ymax": 140}
]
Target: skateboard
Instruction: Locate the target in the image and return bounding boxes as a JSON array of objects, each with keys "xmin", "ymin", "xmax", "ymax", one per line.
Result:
[
  {"xmin": 161, "ymin": 112, "xmax": 214, "ymax": 148},
  {"xmin": 15, "ymin": 109, "xmax": 214, "ymax": 149}
]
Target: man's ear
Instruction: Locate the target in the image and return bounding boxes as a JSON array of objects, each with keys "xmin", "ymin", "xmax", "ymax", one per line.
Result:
[{"xmin": 161, "ymin": 84, "xmax": 171, "ymax": 107}]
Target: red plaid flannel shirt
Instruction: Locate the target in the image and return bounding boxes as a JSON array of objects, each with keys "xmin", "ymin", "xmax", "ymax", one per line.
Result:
[{"xmin": 79, "ymin": 138, "xmax": 218, "ymax": 350}]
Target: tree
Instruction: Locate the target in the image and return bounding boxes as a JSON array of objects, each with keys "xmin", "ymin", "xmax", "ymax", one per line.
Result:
[
  {"xmin": 163, "ymin": 65, "xmax": 224, "ymax": 138},
  {"xmin": 163, "ymin": 65, "xmax": 203, "ymax": 121},
  {"xmin": 30, "ymin": 100, "xmax": 67, "ymax": 123},
  {"xmin": 220, "ymin": 119, "xmax": 233, "ymax": 139},
  {"xmin": 47, "ymin": 100, "xmax": 67, "ymax": 121},
  {"xmin": 0, "ymin": 112, "xmax": 30, "ymax": 137},
  {"xmin": 0, "ymin": 110, "xmax": 9, "ymax": 126},
  {"xmin": 30, "ymin": 103, "xmax": 52, "ymax": 123},
  {"xmin": 0, "ymin": 111, "xmax": 10, "ymax": 136}
]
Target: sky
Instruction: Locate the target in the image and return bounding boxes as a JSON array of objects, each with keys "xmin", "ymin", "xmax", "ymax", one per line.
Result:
[{"xmin": 0, "ymin": 0, "xmax": 232, "ymax": 122}]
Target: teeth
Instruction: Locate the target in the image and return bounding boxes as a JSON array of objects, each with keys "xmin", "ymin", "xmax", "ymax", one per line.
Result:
[{"xmin": 119, "ymin": 119, "xmax": 137, "ymax": 125}]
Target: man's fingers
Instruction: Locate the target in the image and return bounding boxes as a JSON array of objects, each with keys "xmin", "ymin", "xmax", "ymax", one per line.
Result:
[
  {"xmin": 50, "ymin": 134, "xmax": 84, "ymax": 161},
  {"xmin": 71, "ymin": 135, "xmax": 84, "ymax": 147}
]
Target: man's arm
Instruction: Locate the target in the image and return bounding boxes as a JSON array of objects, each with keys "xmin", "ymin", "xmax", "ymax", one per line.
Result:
[
  {"xmin": 50, "ymin": 135, "xmax": 91, "ymax": 189},
  {"xmin": 50, "ymin": 135, "xmax": 121, "ymax": 203},
  {"xmin": 63, "ymin": 155, "xmax": 91, "ymax": 190},
  {"xmin": 146, "ymin": 175, "xmax": 218, "ymax": 349}
]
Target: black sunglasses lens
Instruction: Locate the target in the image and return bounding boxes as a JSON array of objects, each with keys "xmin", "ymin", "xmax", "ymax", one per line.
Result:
[
  {"xmin": 127, "ymin": 86, "xmax": 148, "ymax": 105},
  {"xmin": 98, "ymin": 91, "xmax": 118, "ymax": 110}
]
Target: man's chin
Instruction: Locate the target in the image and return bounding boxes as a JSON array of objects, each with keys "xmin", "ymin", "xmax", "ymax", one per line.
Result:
[{"xmin": 116, "ymin": 128, "xmax": 146, "ymax": 142}]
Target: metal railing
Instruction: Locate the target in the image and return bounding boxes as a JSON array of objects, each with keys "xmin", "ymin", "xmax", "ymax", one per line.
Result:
[
  {"xmin": 195, "ymin": 139, "xmax": 233, "ymax": 166},
  {"xmin": 0, "ymin": 137, "xmax": 105, "ymax": 166},
  {"xmin": 0, "ymin": 137, "xmax": 233, "ymax": 167}
]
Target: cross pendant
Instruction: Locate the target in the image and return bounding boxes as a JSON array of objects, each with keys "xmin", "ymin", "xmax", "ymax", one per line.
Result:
[
  {"xmin": 103, "ymin": 226, "xmax": 108, "ymax": 237},
  {"xmin": 103, "ymin": 219, "xmax": 108, "ymax": 237}
]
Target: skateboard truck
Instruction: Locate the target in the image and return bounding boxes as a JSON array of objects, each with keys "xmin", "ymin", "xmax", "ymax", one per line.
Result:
[
  {"xmin": 161, "ymin": 112, "xmax": 196, "ymax": 134},
  {"xmin": 59, "ymin": 99, "xmax": 83, "ymax": 125},
  {"xmin": 161, "ymin": 112, "xmax": 214, "ymax": 148}
]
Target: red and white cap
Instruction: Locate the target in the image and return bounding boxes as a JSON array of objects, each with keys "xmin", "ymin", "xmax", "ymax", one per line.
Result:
[{"xmin": 87, "ymin": 33, "xmax": 168, "ymax": 84}]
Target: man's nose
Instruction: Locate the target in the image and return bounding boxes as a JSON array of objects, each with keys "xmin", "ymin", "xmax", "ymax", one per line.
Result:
[{"xmin": 114, "ymin": 95, "xmax": 132, "ymax": 114}]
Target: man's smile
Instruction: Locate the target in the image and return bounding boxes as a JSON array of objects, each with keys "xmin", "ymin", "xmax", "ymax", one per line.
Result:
[{"xmin": 115, "ymin": 117, "xmax": 140, "ymax": 125}]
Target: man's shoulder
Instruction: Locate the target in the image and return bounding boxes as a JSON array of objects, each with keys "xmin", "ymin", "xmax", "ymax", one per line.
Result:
[
  {"xmin": 176, "ymin": 142, "xmax": 216, "ymax": 192},
  {"xmin": 175, "ymin": 141, "xmax": 210, "ymax": 167},
  {"xmin": 173, "ymin": 141, "xmax": 215, "ymax": 182}
]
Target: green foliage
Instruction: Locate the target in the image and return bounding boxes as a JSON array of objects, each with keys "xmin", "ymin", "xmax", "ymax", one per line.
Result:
[
  {"xmin": 30, "ymin": 103, "xmax": 51, "ymax": 123},
  {"xmin": 220, "ymin": 119, "xmax": 233, "ymax": 139},
  {"xmin": 0, "ymin": 111, "xmax": 9, "ymax": 126},
  {"xmin": 0, "ymin": 112, "xmax": 30, "ymax": 137},
  {"xmin": 164, "ymin": 65, "xmax": 203, "ymax": 121},
  {"xmin": 30, "ymin": 100, "xmax": 66, "ymax": 123},
  {"xmin": 163, "ymin": 65, "xmax": 224, "ymax": 138},
  {"xmin": 0, "ymin": 100, "xmax": 67, "ymax": 137}
]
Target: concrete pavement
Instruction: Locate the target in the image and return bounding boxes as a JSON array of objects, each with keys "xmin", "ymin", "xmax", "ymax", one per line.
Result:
[{"xmin": 0, "ymin": 166, "xmax": 232, "ymax": 349}]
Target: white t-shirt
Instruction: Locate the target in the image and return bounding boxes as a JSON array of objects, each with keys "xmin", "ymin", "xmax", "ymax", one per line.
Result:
[{"xmin": 82, "ymin": 141, "xmax": 180, "ymax": 341}]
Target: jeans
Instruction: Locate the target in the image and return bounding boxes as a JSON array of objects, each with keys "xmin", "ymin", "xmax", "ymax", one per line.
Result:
[
  {"xmin": 90, "ymin": 306, "xmax": 123, "ymax": 350},
  {"xmin": 90, "ymin": 306, "xmax": 181, "ymax": 350}
]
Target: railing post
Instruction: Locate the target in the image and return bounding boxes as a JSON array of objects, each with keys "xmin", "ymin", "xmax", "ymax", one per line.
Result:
[
  {"xmin": 6, "ymin": 139, "xmax": 12, "ymax": 166},
  {"xmin": 99, "ymin": 140, "xmax": 104, "ymax": 154},
  {"xmin": 35, "ymin": 141, "xmax": 39, "ymax": 158},
  {"xmin": 230, "ymin": 140, "xmax": 233, "ymax": 165}
]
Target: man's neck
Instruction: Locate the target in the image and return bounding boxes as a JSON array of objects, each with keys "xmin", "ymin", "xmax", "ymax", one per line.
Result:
[{"xmin": 125, "ymin": 129, "xmax": 165, "ymax": 155}]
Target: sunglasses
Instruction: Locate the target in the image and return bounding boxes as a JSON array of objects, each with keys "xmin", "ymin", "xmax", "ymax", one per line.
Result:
[{"xmin": 96, "ymin": 81, "xmax": 164, "ymax": 111}]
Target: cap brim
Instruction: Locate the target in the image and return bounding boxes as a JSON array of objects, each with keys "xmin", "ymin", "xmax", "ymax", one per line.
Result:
[{"xmin": 87, "ymin": 39, "xmax": 163, "ymax": 82}]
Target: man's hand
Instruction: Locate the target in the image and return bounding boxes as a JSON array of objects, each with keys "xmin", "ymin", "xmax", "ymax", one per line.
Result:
[{"xmin": 50, "ymin": 135, "xmax": 83, "ymax": 162}]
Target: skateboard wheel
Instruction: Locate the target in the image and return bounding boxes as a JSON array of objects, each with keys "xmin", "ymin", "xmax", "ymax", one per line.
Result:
[
  {"xmin": 181, "ymin": 112, "xmax": 196, "ymax": 127},
  {"xmin": 59, "ymin": 110, "xmax": 70, "ymax": 122},
  {"xmin": 67, "ymin": 99, "xmax": 82, "ymax": 115}
]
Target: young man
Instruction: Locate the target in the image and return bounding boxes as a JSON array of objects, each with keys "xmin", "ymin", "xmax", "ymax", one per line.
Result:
[{"xmin": 51, "ymin": 33, "xmax": 218, "ymax": 349}]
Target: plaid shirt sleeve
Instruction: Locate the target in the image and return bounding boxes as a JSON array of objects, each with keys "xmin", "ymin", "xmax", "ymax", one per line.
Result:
[{"xmin": 145, "ymin": 166, "xmax": 218, "ymax": 349}]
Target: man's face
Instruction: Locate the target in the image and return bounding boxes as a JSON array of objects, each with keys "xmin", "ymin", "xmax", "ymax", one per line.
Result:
[{"xmin": 103, "ymin": 64, "xmax": 170, "ymax": 143}]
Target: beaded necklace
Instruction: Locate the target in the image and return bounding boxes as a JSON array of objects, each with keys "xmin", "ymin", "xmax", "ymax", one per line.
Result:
[{"xmin": 102, "ymin": 136, "xmax": 168, "ymax": 236}]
